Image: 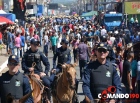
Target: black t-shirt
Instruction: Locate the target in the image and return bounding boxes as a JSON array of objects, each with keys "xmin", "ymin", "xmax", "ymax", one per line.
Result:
[{"xmin": 122, "ymin": 60, "xmax": 131, "ymax": 85}]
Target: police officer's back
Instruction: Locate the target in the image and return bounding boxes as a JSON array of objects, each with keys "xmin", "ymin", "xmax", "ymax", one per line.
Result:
[
  {"xmin": 82, "ymin": 43, "xmax": 121, "ymax": 103},
  {"xmin": 0, "ymin": 55, "xmax": 33, "ymax": 103}
]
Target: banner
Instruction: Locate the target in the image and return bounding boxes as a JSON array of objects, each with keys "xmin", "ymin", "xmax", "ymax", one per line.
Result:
[
  {"xmin": 13, "ymin": 0, "xmax": 26, "ymax": 20},
  {"xmin": 0, "ymin": 0, "xmax": 2, "ymax": 9},
  {"xmin": 3, "ymin": 0, "xmax": 9, "ymax": 13},
  {"xmin": 125, "ymin": 2, "xmax": 140, "ymax": 14}
]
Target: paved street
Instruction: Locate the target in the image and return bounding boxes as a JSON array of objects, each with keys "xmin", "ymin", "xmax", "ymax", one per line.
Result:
[
  {"xmin": 38, "ymin": 46, "xmax": 85, "ymax": 102},
  {"xmin": 0, "ymin": 45, "xmax": 132, "ymax": 102},
  {"xmin": 16, "ymin": 45, "xmax": 85, "ymax": 102}
]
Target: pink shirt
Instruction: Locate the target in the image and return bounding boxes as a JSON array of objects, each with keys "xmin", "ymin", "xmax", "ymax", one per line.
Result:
[
  {"xmin": 34, "ymin": 34, "xmax": 40, "ymax": 41},
  {"xmin": 72, "ymin": 40, "xmax": 79, "ymax": 48},
  {"xmin": 15, "ymin": 37, "xmax": 21, "ymax": 48}
]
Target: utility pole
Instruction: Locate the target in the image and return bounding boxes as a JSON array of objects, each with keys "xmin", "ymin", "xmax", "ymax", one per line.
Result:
[
  {"xmin": 91, "ymin": 0, "xmax": 94, "ymax": 11},
  {"xmin": 104, "ymin": 0, "xmax": 106, "ymax": 13}
]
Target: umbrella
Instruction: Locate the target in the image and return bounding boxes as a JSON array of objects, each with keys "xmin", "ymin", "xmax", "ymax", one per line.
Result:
[{"xmin": 0, "ymin": 16, "xmax": 14, "ymax": 24}]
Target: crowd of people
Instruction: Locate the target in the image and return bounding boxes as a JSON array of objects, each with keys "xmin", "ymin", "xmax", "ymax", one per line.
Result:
[{"xmin": 0, "ymin": 16, "xmax": 140, "ymax": 103}]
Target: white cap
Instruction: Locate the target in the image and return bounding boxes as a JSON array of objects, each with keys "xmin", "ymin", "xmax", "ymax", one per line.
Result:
[{"xmin": 15, "ymin": 19, "xmax": 18, "ymax": 23}]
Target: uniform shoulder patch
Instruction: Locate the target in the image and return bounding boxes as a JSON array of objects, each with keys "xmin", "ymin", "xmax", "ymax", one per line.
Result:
[{"xmin": 112, "ymin": 63, "xmax": 120, "ymax": 77}]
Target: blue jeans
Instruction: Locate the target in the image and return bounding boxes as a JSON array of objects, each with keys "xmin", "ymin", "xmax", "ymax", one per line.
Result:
[
  {"xmin": 11, "ymin": 47, "xmax": 15, "ymax": 55},
  {"xmin": 44, "ymin": 44, "xmax": 48, "ymax": 54},
  {"xmin": 40, "ymin": 36, "xmax": 42, "ymax": 46}
]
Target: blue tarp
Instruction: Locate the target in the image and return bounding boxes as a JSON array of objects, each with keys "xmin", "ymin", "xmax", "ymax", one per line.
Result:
[
  {"xmin": 36, "ymin": 13, "xmax": 42, "ymax": 16},
  {"xmin": 37, "ymin": 5, "xmax": 44, "ymax": 14},
  {"xmin": 0, "ymin": 13, "xmax": 16, "ymax": 22}
]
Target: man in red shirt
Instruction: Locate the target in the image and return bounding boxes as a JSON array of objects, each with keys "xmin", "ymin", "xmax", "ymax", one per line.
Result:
[{"xmin": 29, "ymin": 26, "xmax": 34, "ymax": 34}]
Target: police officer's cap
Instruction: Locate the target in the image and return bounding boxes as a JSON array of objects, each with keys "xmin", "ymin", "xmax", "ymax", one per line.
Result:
[
  {"xmin": 8, "ymin": 55, "xmax": 19, "ymax": 63},
  {"xmin": 61, "ymin": 39, "xmax": 69, "ymax": 45},
  {"xmin": 30, "ymin": 38, "xmax": 40, "ymax": 45},
  {"xmin": 97, "ymin": 42, "xmax": 108, "ymax": 50}
]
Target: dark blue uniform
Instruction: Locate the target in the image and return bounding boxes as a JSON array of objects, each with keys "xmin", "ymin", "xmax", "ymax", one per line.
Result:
[
  {"xmin": 50, "ymin": 46, "xmax": 71, "ymax": 83},
  {"xmin": 107, "ymin": 45, "xmax": 116, "ymax": 63},
  {"xmin": 0, "ymin": 71, "xmax": 33, "ymax": 103},
  {"xmin": 82, "ymin": 60, "xmax": 122, "ymax": 100},
  {"xmin": 22, "ymin": 49, "xmax": 50, "ymax": 87},
  {"xmin": 53, "ymin": 46, "xmax": 71, "ymax": 72}
]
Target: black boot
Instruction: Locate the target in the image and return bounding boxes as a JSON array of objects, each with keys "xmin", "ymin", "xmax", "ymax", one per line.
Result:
[
  {"xmin": 45, "ymin": 88, "xmax": 51, "ymax": 101},
  {"xmin": 73, "ymin": 92, "xmax": 79, "ymax": 103},
  {"xmin": 75, "ymin": 80, "xmax": 79, "ymax": 93}
]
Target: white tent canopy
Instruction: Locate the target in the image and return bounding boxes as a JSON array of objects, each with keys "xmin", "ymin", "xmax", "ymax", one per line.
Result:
[
  {"xmin": 0, "ymin": 22, "xmax": 6, "ymax": 25},
  {"xmin": 0, "ymin": 10, "xmax": 6, "ymax": 14}
]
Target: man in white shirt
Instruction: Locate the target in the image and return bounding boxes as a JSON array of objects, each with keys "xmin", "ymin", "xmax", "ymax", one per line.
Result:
[
  {"xmin": 110, "ymin": 33, "xmax": 116, "ymax": 46},
  {"xmin": 101, "ymin": 26, "xmax": 107, "ymax": 36},
  {"xmin": 44, "ymin": 33, "xmax": 49, "ymax": 56},
  {"xmin": 75, "ymin": 29, "xmax": 81, "ymax": 41}
]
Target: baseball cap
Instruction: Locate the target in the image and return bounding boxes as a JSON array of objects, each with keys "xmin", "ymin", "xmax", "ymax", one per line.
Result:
[
  {"xmin": 8, "ymin": 55, "xmax": 19, "ymax": 63},
  {"xmin": 61, "ymin": 39, "xmax": 69, "ymax": 44},
  {"xmin": 30, "ymin": 38, "xmax": 40, "ymax": 45},
  {"xmin": 97, "ymin": 43, "xmax": 108, "ymax": 50}
]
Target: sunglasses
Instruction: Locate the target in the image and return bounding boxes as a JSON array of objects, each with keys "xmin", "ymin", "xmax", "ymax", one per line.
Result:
[
  {"xmin": 98, "ymin": 48, "xmax": 107, "ymax": 53},
  {"xmin": 8, "ymin": 62, "xmax": 18, "ymax": 66}
]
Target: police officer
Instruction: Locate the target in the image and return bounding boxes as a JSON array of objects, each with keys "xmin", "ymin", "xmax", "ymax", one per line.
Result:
[
  {"xmin": 50, "ymin": 39, "xmax": 79, "ymax": 102},
  {"xmin": 51, "ymin": 39, "xmax": 71, "ymax": 75},
  {"xmin": 0, "ymin": 55, "xmax": 33, "ymax": 103},
  {"xmin": 100, "ymin": 35, "xmax": 116, "ymax": 63},
  {"xmin": 21, "ymin": 38, "xmax": 51, "ymax": 100},
  {"xmin": 82, "ymin": 43, "xmax": 122, "ymax": 103}
]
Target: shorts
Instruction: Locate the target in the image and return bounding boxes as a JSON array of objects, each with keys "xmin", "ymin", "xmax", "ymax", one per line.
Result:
[{"xmin": 9, "ymin": 42, "xmax": 14, "ymax": 49}]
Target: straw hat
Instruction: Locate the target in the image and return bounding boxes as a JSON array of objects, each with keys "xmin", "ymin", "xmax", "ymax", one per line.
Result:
[{"xmin": 127, "ymin": 43, "xmax": 133, "ymax": 48}]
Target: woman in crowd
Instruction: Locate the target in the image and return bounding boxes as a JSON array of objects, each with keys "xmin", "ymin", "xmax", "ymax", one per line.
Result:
[{"xmin": 14, "ymin": 32, "xmax": 21, "ymax": 59}]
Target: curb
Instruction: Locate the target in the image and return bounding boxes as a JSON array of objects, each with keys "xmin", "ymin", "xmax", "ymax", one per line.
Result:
[{"xmin": 0, "ymin": 59, "xmax": 8, "ymax": 73}]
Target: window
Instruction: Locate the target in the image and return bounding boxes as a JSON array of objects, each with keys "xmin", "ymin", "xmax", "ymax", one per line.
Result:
[{"xmin": 104, "ymin": 16, "xmax": 122, "ymax": 22}]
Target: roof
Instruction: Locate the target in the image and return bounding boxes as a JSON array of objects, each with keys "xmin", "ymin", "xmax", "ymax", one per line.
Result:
[{"xmin": 81, "ymin": 11, "xmax": 97, "ymax": 17}]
